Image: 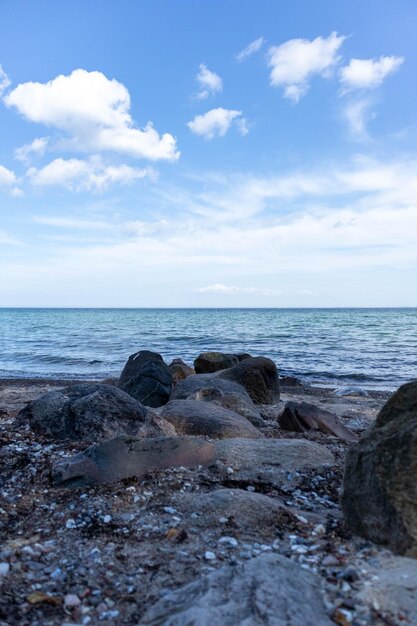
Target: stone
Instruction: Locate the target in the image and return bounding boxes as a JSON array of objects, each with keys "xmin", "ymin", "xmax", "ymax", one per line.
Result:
[
  {"xmin": 218, "ymin": 357, "xmax": 280, "ymax": 404},
  {"xmin": 160, "ymin": 400, "xmax": 263, "ymax": 439},
  {"xmin": 214, "ymin": 438, "xmax": 335, "ymax": 488},
  {"xmin": 118, "ymin": 350, "xmax": 173, "ymax": 407},
  {"xmin": 341, "ymin": 380, "xmax": 417, "ymax": 556},
  {"xmin": 194, "ymin": 352, "xmax": 239, "ymax": 374},
  {"xmin": 18, "ymin": 384, "xmax": 148, "ymax": 442},
  {"xmin": 280, "ymin": 375, "xmax": 303, "ymax": 387},
  {"xmin": 171, "ymin": 374, "xmax": 253, "ymax": 403},
  {"xmin": 279, "ymin": 401, "xmax": 358, "ymax": 442},
  {"xmin": 52, "ymin": 435, "xmax": 215, "ymax": 488},
  {"xmin": 168, "ymin": 359, "xmax": 195, "ymax": 385},
  {"xmin": 187, "ymin": 387, "xmax": 264, "ymax": 427},
  {"xmin": 141, "ymin": 553, "xmax": 333, "ymax": 625}
]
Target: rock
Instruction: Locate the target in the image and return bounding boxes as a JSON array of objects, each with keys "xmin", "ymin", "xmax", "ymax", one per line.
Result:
[
  {"xmin": 341, "ymin": 380, "xmax": 417, "ymax": 556},
  {"xmin": 141, "ymin": 553, "xmax": 333, "ymax": 625},
  {"xmin": 18, "ymin": 384, "xmax": 148, "ymax": 442},
  {"xmin": 218, "ymin": 357, "xmax": 280, "ymax": 404},
  {"xmin": 279, "ymin": 401, "xmax": 358, "ymax": 442},
  {"xmin": 280, "ymin": 375, "xmax": 303, "ymax": 387},
  {"xmin": 160, "ymin": 400, "xmax": 263, "ymax": 439},
  {"xmin": 187, "ymin": 387, "xmax": 264, "ymax": 427},
  {"xmin": 168, "ymin": 359, "xmax": 195, "ymax": 385},
  {"xmin": 137, "ymin": 411, "xmax": 177, "ymax": 438},
  {"xmin": 214, "ymin": 438, "xmax": 334, "ymax": 488},
  {"xmin": 177, "ymin": 489, "xmax": 294, "ymax": 537},
  {"xmin": 194, "ymin": 352, "xmax": 239, "ymax": 374},
  {"xmin": 171, "ymin": 374, "xmax": 253, "ymax": 403},
  {"xmin": 118, "ymin": 350, "xmax": 173, "ymax": 407},
  {"xmin": 52, "ymin": 435, "xmax": 215, "ymax": 488}
]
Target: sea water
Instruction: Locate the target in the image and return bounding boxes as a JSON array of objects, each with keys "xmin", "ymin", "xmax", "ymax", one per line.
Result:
[{"xmin": 0, "ymin": 308, "xmax": 416, "ymax": 390}]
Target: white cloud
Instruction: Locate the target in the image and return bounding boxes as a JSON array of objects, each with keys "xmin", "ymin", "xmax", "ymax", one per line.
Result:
[
  {"xmin": 343, "ymin": 98, "xmax": 375, "ymax": 140},
  {"xmin": 196, "ymin": 284, "xmax": 281, "ymax": 295},
  {"xmin": 0, "ymin": 164, "xmax": 21, "ymax": 195},
  {"xmin": 15, "ymin": 137, "xmax": 49, "ymax": 163},
  {"xmin": 187, "ymin": 108, "xmax": 244, "ymax": 139},
  {"xmin": 0, "ymin": 65, "xmax": 10, "ymax": 96},
  {"xmin": 33, "ymin": 216, "xmax": 113, "ymax": 230},
  {"xmin": 27, "ymin": 156, "xmax": 155, "ymax": 192},
  {"xmin": 340, "ymin": 55, "xmax": 404, "ymax": 92},
  {"xmin": 195, "ymin": 64, "xmax": 222, "ymax": 100},
  {"xmin": 235, "ymin": 37, "xmax": 265, "ymax": 62},
  {"xmin": 4, "ymin": 69, "xmax": 179, "ymax": 161},
  {"xmin": 268, "ymin": 32, "xmax": 345, "ymax": 102}
]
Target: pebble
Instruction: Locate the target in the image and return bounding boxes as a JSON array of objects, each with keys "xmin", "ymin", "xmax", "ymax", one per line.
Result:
[
  {"xmin": 218, "ymin": 536, "xmax": 238, "ymax": 548},
  {"xmin": 340, "ymin": 565, "xmax": 361, "ymax": 582},
  {"xmin": 163, "ymin": 507, "xmax": 177, "ymax": 515},
  {"xmin": 204, "ymin": 551, "xmax": 216, "ymax": 561},
  {"xmin": 64, "ymin": 594, "xmax": 82, "ymax": 607},
  {"xmin": 65, "ymin": 518, "xmax": 76, "ymax": 529},
  {"xmin": 102, "ymin": 515, "xmax": 112, "ymax": 524},
  {"xmin": 0, "ymin": 562, "xmax": 10, "ymax": 576}
]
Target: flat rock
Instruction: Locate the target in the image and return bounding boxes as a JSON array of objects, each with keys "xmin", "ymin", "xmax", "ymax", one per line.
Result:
[
  {"xmin": 280, "ymin": 401, "xmax": 358, "ymax": 442},
  {"xmin": 118, "ymin": 350, "xmax": 173, "ymax": 407},
  {"xmin": 17, "ymin": 383, "xmax": 148, "ymax": 442},
  {"xmin": 160, "ymin": 400, "xmax": 263, "ymax": 439},
  {"xmin": 187, "ymin": 387, "xmax": 264, "ymax": 427},
  {"xmin": 141, "ymin": 553, "xmax": 333, "ymax": 625},
  {"xmin": 171, "ymin": 374, "xmax": 253, "ymax": 403},
  {"xmin": 342, "ymin": 380, "xmax": 417, "ymax": 556},
  {"xmin": 218, "ymin": 357, "xmax": 280, "ymax": 404},
  {"xmin": 214, "ymin": 438, "xmax": 335, "ymax": 487},
  {"xmin": 52, "ymin": 435, "xmax": 215, "ymax": 488}
]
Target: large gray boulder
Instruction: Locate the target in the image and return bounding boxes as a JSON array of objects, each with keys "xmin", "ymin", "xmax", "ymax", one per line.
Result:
[
  {"xmin": 118, "ymin": 350, "xmax": 173, "ymax": 407},
  {"xmin": 160, "ymin": 400, "xmax": 263, "ymax": 439},
  {"xmin": 141, "ymin": 553, "xmax": 333, "ymax": 625},
  {"xmin": 18, "ymin": 383, "xmax": 148, "ymax": 442},
  {"xmin": 171, "ymin": 373, "xmax": 252, "ymax": 402},
  {"xmin": 341, "ymin": 380, "xmax": 417, "ymax": 557},
  {"xmin": 194, "ymin": 352, "xmax": 240, "ymax": 374},
  {"xmin": 187, "ymin": 387, "xmax": 264, "ymax": 427},
  {"xmin": 218, "ymin": 357, "xmax": 280, "ymax": 404}
]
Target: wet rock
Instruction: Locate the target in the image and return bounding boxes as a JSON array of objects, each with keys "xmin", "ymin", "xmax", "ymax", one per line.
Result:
[
  {"xmin": 18, "ymin": 384, "xmax": 148, "ymax": 442},
  {"xmin": 171, "ymin": 374, "xmax": 252, "ymax": 404},
  {"xmin": 280, "ymin": 375, "xmax": 304, "ymax": 388},
  {"xmin": 218, "ymin": 357, "xmax": 280, "ymax": 404},
  {"xmin": 141, "ymin": 553, "xmax": 333, "ymax": 625},
  {"xmin": 118, "ymin": 350, "xmax": 173, "ymax": 407},
  {"xmin": 279, "ymin": 401, "xmax": 358, "ymax": 442},
  {"xmin": 168, "ymin": 359, "xmax": 195, "ymax": 385},
  {"xmin": 52, "ymin": 435, "xmax": 215, "ymax": 488},
  {"xmin": 194, "ymin": 352, "xmax": 240, "ymax": 374},
  {"xmin": 214, "ymin": 438, "xmax": 335, "ymax": 488},
  {"xmin": 187, "ymin": 387, "xmax": 264, "ymax": 427},
  {"xmin": 160, "ymin": 400, "xmax": 263, "ymax": 439},
  {"xmin": 342, "ymin": 380, "xmax": 417, "ymax": 556}
]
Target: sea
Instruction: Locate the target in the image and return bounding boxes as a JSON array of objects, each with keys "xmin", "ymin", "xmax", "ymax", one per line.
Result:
[{"xmin": 0, "ymin": 308, "xmax": 416, "ymax": 391}]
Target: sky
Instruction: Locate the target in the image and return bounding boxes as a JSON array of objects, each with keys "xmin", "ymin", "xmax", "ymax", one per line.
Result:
[{"xmin": 0, "ymin": 0, "xmax": 416, "ymax": 307}]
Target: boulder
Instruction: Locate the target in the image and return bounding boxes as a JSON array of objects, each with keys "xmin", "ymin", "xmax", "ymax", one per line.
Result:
[
  {"xmin": 160, "ymin": 400, "xmax": 263, "ymax": 439},
  {"xmin": 341, "ymin": 380, "xmax": 417, "ymax": 556},
  {"xmin": 187, "ymin": 387, "xmax": 264, "ymax": 427},
  {"xmin": 118, "ymin": 350, "xmax": 173, "ymax": 407},
  {"xmin": 218, "ymin": 357, "xmax": 280, "ymax": 404},
  {"xmin": 171, "ymin": 374, "xmax": 253, "ymax": 403},
  {"xmin": 18, "ymin": 383, "xmax": 148, "ymax": 442},
  {"xmin": 168, "ymin": 358, "xmax": 195, "ymax": 385},
  {"xmin": 194, "ymin": 352, "xmax": 240, "ymax": 374},
  {"xmin": 279, "ymin": 401, "xmax": 358, "ymax": 442},
  {"xmin": 214, "ymin": 438, "xmax": 335, "ymax": 488},
  {"xmin": 52, "ymin": 435, "xmax": 215, "ymax": 488},
  {"xmin": 141, "ymin": 553, "xmax": 333, "ymax": 626},
  {"xmin": 280, "ymin": 375, "xmax": 303, "ymax": 388}
]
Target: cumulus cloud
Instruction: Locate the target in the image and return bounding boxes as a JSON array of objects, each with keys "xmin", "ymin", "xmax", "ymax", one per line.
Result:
[
  {"xmin": 4, "ymin": 69, "xmax": 179, "ymax": 161},
  {"xmin": 187, "ymin": 108, "xmax": 246, "ymax": 139},
  {"xmin": 235, "ymin": 37, "xmax": 265, "ymax": 62},
  {"xmin": 196, "ymin": 284, "xmax": 281, "ymax": 295},
  {"xmin": 195, "ymin": 63, "xmax": 222, "ymax": 100},
  {"xmin": 0, "ymin": 65, "xmax": 10, "ymax": 96},
  {"xmin": 27, "ymin": 156, "xmax": 155, "ymax": 192},
  {"xmin": 340, "ymin": 55, "xmax": 404, "ymax": 92},
  {"xmin": 0, "ymin": 164, "xmax": 21, "ymax": 195},
  {"xmin": 15, "ymin": 137, "xmax": 49, "ymax": 163},
  {"xmin": 268, "ymin": 32, "xmax": 345, "ymax": 102}
]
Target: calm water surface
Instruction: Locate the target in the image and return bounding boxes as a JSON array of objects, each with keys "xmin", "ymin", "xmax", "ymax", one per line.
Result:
[{"xmin": 0, "ymin": 308, "xmax": 416, "ymax": 390}]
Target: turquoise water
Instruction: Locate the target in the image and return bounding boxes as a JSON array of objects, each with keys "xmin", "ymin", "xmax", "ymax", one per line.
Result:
[{"xmin": 0, "ymin": 308, "xmax": 416, "ymax": 390}]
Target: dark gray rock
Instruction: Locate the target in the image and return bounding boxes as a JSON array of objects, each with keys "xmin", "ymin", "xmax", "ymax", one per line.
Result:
[
  {"xmin": 118, "ymin": 350, "xmax": 173, "ymax": 408},
  {"xmin": 187, "ymin": 387, "xmax": 264, "ymax": 427},
  {"xmin": 280, "ymin": 375, "xmax": 303, "ymax": 387},
  {"xmin": 160, "ymin": 400, "xmax": 263, "ymax": 439},
  {"xmin": 341, "ymin": 380, "xmax": 417, "ymax": 557},
  {"xmin": 168, "ymin": 358, "xmax": 195, "ymax": 385},
  {"xmin": 194, "ymin": 352, "xmax": 239, "ymax": 374},
  {"xmin": 171, "ymin": 374, "xmax": 253, "ymax": 403},
  {"xmin": 218, "ymin": 357, "xmax": 280, "ymax": 404},
  {"xmin": 280, "ymin": 401, "xmax": 358, "ymax": 442},
  {"xmin": 52, "ymin": 435, "xmax": 215, "ymax": 488},
  {"xmin": 141, "ymin": 553, "xmax": 333, "ymax": 626},
  {"xmin": 18, "ymin": 384, "xmax": 148, "ymax": 442}
]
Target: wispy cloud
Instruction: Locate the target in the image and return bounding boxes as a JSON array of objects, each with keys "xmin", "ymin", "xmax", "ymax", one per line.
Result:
[
  {"xmin": 194, "ymin": 64, "xmax": 222, "ymax": 100},
  {"xmin": 235, "ymin": 37, "xmax": 265, "ymax": 62},
  {"xmin": 195, "ymin": 283, "xmax": 281, "ymax": 295},
  {"xmin": 0, "ymin": 64, "xmax": 10, "ymax": 96},
  {"xmin": 187, "ymin": 108, "xmax": 247, "ymax": 139}
]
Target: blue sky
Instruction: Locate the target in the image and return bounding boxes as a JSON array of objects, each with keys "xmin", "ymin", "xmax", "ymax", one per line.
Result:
[{"xmin": 1, "ymin": 0, "xmax": 416, "ymax": 306}]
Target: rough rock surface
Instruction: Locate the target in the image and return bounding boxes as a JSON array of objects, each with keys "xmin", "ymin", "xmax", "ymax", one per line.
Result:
[
  {"xmin": 52, "ymin": 435, "xmax": 215, "ymax": 488},
  {"xmin": 168, "ymin": 358, "xmax": 195, "ymax": 385},
  {"xmin": 194, "ymin": 351, "xmax": 239, "ymax": 374},
  {"xmin": 141, "ymin": 553, "xmax": 333, "ymax": 626},
  {"xmin": 171, "ymin": 373, "xmax": 253, "ymax": 403},
  {"xmin": 187, "ymin": 387, "xmax": 264, "ymax": 427},
  {"xmin": 17, "ymin": 383, "xmax": 148, "ymax": 442},
  {"xmin": 118, "ymin": 350, "xmax": 173, "ymax": 407},
  {"xmin": 342, "ymin": 380, "xmax": 417, "ymax": 556},
  {"xmin": 214, "ymin": 437, "xmax": 335, "ymax": 487},
  {"xmin": 280, "ymin": 400, "xmax": 358, "ymax": 442},
  {"xmin": 160, "ymin": 400, "xmax": 263, "ymax": 439},
  {"xmin": 218, "ymin": 356, "xmax": 280, "ymax": 404}
]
